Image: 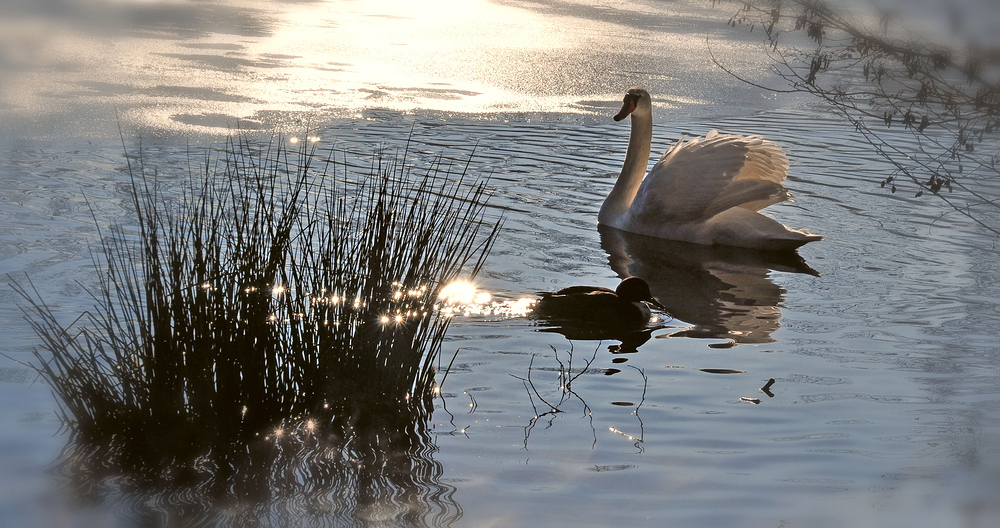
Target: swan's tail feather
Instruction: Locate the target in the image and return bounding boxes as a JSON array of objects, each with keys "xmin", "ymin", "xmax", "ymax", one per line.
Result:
[
  {"xmin": 707, "ymin": 208, "xmax": 823, "ymax": 251},
  {"xmin": 734, "ymin": 226, "xmax": 824, "ymax": 252}
]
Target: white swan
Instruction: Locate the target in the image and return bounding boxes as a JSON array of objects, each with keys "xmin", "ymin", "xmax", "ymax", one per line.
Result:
[{"xmin": 599, "ymin": 87, "xmax": 823, "ymax": 251}]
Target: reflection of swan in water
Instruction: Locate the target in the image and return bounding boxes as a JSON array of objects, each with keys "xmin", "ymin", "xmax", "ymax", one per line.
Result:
[
  {"xmin": 599, "ymin": 224, "xmax": 818, "ymax": 344},
  {"xmin": 601, "ymin": 87, "xmax": 822, "ymax": 251}
]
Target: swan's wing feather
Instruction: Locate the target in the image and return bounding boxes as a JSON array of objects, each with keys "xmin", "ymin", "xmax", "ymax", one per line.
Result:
[
  {"xmin": 703, "ymin": 180, "xmax": 789, "ymax": 217},
  {"xmin": 630, "ymin": 132, "xmax": 790, "ymax": 223}
]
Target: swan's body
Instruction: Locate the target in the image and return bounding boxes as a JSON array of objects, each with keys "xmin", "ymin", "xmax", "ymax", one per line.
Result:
[
  {"xmin": 599, "ymin": 87, "xmax": 822, "ymax": 251},
  {"xmin": 533, "ymin": 277, "xmax": 666, "ymax": 328}
]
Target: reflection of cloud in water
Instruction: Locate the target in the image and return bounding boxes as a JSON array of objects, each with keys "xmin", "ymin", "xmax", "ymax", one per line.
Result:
[
  {"xmin": 0, "ymin": 0, "xmax": 778, "ymax": 139},
  {"xmin": 599, "ymin": 225, "xmax": 818, "ymax": 344}
]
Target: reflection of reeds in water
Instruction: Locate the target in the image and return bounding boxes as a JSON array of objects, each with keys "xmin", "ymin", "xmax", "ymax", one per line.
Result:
[{"xmin": 14, "ymin": 134, "xmax": 498, "ymax": 525}]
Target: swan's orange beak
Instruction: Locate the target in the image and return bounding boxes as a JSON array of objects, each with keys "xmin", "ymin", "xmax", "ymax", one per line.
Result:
[{"xmin": 614, "ymin": 94, "xmax": 637, "ymax": 122}]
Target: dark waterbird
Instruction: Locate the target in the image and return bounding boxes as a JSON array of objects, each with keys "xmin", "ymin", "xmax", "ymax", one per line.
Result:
[{"xmin": 532, "ymin": 276, "xmax": 667, "ymax": 329}]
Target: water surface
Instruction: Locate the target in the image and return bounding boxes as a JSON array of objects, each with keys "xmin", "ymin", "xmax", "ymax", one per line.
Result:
[{"xmin": 2, "ymin": 1, "xmax": 1000, "ymax": 526}]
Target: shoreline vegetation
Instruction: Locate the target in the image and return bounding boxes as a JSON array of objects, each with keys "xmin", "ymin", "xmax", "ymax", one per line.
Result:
[
  {"xmin": 715, "ymin": 0, "xmax": 1000, "ymax": 234},
  {"xmin": 11, "ymin": 132, "xmax": 500, "ymax": 524}
]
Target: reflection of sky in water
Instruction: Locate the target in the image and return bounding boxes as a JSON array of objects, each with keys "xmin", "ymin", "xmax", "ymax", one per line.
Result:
[
  {"xmin": 3, "ymin": 0, "xmax": 996, "ymax": 139},
  {"xmin": 0, "ymin": 0, "xmax": 781, "ymax": 139}
]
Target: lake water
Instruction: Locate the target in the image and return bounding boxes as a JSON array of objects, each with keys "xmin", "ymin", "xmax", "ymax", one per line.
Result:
[{"xmin": 3, "ymin": 1, "xmax": 1000, "ymax": 527}]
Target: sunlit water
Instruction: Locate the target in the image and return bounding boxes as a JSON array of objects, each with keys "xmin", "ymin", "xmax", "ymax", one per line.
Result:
[{"xmin": 3, "ymin": 1, "xmax": 1000, "ymax": 527}]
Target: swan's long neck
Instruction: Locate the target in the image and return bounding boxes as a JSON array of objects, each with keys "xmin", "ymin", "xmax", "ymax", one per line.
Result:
[{"xmin": 599, "ymin": 102, "xmax": 652, "ymax": 226}]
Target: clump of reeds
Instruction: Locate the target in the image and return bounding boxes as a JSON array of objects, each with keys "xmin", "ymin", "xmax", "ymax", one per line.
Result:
[{"xmin": 13, "ymin": 132, "xmax": 496, "ymax": 523}]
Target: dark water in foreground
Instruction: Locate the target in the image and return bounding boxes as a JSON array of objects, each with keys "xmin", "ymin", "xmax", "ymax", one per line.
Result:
[{"xmin": 2, "ymin": 107, "xmax": 1000, "ymax": 526}]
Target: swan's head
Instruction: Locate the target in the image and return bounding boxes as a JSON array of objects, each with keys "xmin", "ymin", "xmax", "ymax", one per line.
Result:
[{"xmin": 614, "ymin": 87, "xmax": 650, "ymax": 122}]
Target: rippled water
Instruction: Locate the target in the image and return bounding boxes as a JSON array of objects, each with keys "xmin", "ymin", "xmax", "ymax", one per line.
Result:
[
  {"xmin": 413, "ymin": 111, "xmax": 1000, "ymax": 527},
  {"xmin": 3, "ymin": 108, "xmax": 1000, "ymax": 526},
  {"xmin": 3, "ymin": 0, "xmax": 1000, "ymax": 526}
]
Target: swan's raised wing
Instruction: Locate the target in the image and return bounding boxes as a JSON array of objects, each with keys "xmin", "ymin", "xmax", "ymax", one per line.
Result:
[{"xmin": 629, "ymin": 131, "xmax": 791, "ymax": 223}]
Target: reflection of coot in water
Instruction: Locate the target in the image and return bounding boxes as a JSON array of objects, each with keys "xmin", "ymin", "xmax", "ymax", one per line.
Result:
[
  {"xmin": 531, "ymin": 277, "xmax": 666, "ymax": 352},
  {"xmin": 599, "ymin": 225, "xmax": 819, "ymax": 344}
]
